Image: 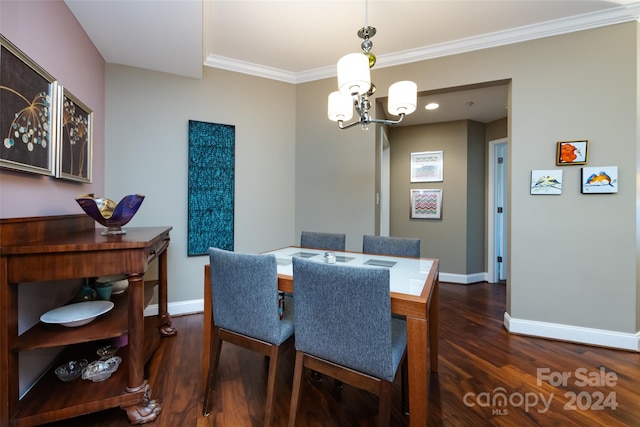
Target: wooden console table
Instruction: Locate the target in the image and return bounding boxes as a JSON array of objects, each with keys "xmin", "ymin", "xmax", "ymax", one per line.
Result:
[{"xmin": 0, "ymin": 215, "xmax": 176, "ymax": 426}]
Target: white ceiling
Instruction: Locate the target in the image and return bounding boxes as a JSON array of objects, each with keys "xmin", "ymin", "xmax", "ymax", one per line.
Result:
[{"xmin": 65, "ymin": 0, "xmax": 639, "ymax": 125}]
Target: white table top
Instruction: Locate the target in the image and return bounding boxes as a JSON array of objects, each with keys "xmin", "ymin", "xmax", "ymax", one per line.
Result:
[{"xmin": 263, "ymin": 247, "xmax": 434, "ymax": 297}]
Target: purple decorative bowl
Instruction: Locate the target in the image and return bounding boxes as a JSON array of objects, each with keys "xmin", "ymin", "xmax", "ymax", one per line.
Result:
[{"xmin": 76, "ymin": 194, "xmax": 145, "ymax": 235}]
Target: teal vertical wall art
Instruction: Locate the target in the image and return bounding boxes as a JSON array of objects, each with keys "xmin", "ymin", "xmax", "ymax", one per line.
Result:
[{"xmin": 187, "ymin": 120, "xmax": 235, "ymax": 255}]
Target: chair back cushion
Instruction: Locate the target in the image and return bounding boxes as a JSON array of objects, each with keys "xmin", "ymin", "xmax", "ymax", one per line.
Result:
[
  {"xmin": 209, "ymin": 248, "xmax": 293, "ymax": 345},
  {"xmin": 362, "ymin": 235, "xmax": 420, "ymax": 258},
  {"xmin": 300, "ymin": 231, "xmax": 346, "ymax": 251},
  {"xmin": 293, "ymin": 257, "xmax": 403, "ymax": 381}
]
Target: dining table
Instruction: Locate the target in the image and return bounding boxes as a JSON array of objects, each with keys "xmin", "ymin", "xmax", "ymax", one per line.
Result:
[{"xmin": 203, "ymin": 246, "xmax": 439, "ymax": 427}]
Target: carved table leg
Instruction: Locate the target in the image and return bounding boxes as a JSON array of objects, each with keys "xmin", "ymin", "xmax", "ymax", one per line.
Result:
[
  {"xmin": 158, "ymin": 313, "xmax": 177, "ymax": 337},
  {"xmin": 157, "ymin": 247, "xmax": 177, "ymax": 337},
  {"xmin": 123, "ymin": 382, "xmax": 162, "ymax": 424}
]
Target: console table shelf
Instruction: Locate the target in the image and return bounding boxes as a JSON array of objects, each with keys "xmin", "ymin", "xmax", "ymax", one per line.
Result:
[
  {"xmin": 14, "ymin": 280, "xmax": 156, "ymax": 352},
  {"xmin": 0, "ymin": 215, "xmax": 176, "ymax": 426},
  {"xmin": 13, "ymin": 338, "xmax": 139, "ymax": 427}
]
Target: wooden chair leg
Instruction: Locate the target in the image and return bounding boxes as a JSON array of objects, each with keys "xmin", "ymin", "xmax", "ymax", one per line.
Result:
[
  {"xmin": 263, "ymin": 344, "xmax": 280, "ymax": 427},
  {"xmin": 288, "ymin": 351, "xmax": 305, "ymax": 427},
  {"xmin": 203, "ymin": 327, "xmax": 223, "ymax": 416},
  {"xmin": 377, "ymin": 380, "xmax": 394, "ymax": 427}
]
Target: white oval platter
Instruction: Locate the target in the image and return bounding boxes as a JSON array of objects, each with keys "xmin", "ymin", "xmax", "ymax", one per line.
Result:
[{"xmin": 40, "ymin": 301, "xmax": 115, "ymax": 327}]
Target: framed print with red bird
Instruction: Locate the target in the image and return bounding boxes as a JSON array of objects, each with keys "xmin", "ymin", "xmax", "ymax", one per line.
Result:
[{"xmin": 556, "ymin": 140, "xmax": 588, "ymax": 165}]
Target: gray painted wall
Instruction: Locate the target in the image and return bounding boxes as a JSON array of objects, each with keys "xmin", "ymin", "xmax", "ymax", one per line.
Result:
[
  {"xmin": 294, "ymin": 78, "xmax": 377, "ymax": 251},
  {"xmin": 487, "ymin": 117, "xmax": 508, "ymax": 142},
  {"xmin": 387, "ymin": 120, "xmax": 487, "ymax": 275},
  {"xmin": 106, "ymin": 65, "xmax": 296, "ymax": 303},
  {"xmin": 466, "ymin": 120, "xmax": 487, "ymax": 275}
]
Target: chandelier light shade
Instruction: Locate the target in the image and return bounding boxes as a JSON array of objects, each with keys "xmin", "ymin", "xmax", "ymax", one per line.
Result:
[
  {"xmin": 388, "ymin": 81, "xmax": 417, "ymax": 116},
  {"xmin": 337, "ymin": 53, "xmax": 371, "ymax": 96},
  {"xmin": 328, "ymin": 23, "xmax": 417, "ymax": 130},
  {"xmin": 328, "ymin": 91, "xmax": 354, "ymax": 122}
]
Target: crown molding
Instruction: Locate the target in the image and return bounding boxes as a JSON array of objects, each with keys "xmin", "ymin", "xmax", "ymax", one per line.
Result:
[
  {"xmin": 203, "ymin": 54, "xmax": 298, "ymax": 83},
  {"xmin": 204, "ymin": 3, "xmax": 640, "ymax": 84},
  {"xmin": 373, "ymin": 2, "xmax": 640, "ymax": 70}
]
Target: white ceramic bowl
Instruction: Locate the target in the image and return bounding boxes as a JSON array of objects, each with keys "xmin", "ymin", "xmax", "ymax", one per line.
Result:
[{"xmin": 40, "ymin": 301, "xmax": 114, "ymax": 327}]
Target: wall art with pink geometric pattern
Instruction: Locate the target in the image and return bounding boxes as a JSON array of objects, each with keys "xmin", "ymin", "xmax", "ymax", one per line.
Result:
[{"xmin": 410, "ymin": 189, "xmax": 443, "ymax": 219}]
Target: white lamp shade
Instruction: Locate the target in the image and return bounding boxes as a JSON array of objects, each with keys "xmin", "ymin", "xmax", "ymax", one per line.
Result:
[
  {"xmin": 328, "ymin": 91, "xmax": 353, "ymax": 122},
  {"xmin": 388, "ymin": 81, "xmax": 417, "ymax": 116},
  {"xmin": 337, "ymin": 53, "xmax": 371, "ymax": 96}
]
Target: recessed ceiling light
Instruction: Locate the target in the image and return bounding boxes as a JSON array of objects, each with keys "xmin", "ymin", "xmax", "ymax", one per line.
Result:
[{"xmin": 425, "ymin": 102, "xmax": 439, "ymax": 110}]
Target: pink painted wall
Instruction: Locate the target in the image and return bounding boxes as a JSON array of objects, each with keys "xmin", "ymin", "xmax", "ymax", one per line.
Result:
[{"xmin": 0, "ymin": 0, "xmax": 105, "ymax": 218}]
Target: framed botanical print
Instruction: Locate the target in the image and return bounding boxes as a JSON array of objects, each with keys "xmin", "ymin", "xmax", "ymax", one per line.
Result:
[
  {"xmin": 56, "ymin": 87, "xmax": 93, "ymax": 182},
  {"xmin": 0, "ymin": 35, "xmax": 58, "ymax": 176}
]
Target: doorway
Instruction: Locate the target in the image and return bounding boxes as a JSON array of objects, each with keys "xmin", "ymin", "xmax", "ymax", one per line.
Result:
[{"xmin": 487, "ymin": 138, "xmax": 508, "ymax": 283}]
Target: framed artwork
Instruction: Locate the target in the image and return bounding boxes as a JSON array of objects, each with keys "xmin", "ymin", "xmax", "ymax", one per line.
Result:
[
  {"xmin": 556, "ymin": 140, "xmax": 588, "ymax": 165},
  {"xmin": 410, "ymin": 189, "xmax": 443, "ymax": 219},
  {"xmin": 0, "ymin": 35, "xmax": 58, "ymax": 176},
  {"xmin": 187, "ymin": 120, "xmax": 235, "ymax": 256},
  {"xmin": 56, "ymin": 87, "xmax": 93, "ymax": 182},
  {"xmin": 581, "ymin": 166, "xmax": 618, "ymax": 194},
  {"xmin": 410, "ymin": 150, "xmax": 443, "ymax": 182},
  {"xmin": 530, "ymin": 169, "xmax": 563, "ymax": 195}
]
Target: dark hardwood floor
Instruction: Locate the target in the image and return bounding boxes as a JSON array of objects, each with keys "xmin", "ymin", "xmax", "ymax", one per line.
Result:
[{"xmin": 43, "ymin": 282, "xmax": 640, "ymax": 426}]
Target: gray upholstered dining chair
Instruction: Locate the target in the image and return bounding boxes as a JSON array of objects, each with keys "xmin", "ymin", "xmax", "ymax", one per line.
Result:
[
  {"xmin": 300, "ymin": 231, "xmax": 346, "ymax": 251},
  {"xmin": 299, "ymin": 230, "xmax": 346, "ymax": 382},
  {"xmin": 203, "ymin": 248, "xmax": 294, "ymax": 427},
  {"xmin": 288, "ymin": 257, "xmax": 407, "ymax": 427},
  {"xmin": 362, "ymin": 235, "xmax": 421, "ymax": 258}
]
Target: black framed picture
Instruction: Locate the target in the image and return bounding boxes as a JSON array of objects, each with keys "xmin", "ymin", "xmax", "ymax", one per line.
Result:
[{"xmin": 0, "ymin": 35, "xmax": 58, "ymax": 176}]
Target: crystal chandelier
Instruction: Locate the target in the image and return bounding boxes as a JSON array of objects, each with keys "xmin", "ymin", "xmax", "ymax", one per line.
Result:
[{"xmin": 327, "ymin": 12, "xmax": 417, "ymax": 130}]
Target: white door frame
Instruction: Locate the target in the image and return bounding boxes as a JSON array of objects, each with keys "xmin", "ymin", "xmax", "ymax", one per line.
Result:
[
  {"xmin": 379, "ymin": 128, "xmax": 390, "ymax": 237},
  {"xmin": 487, "ymin": 137, "xmax": 508, "ymax": 283}
]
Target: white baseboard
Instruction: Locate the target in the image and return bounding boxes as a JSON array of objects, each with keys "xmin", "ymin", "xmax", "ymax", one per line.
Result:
[
  {"xmin": 504, "ymin": 312, "xmax": 640, "ymax": 352},
  {"xmin": 439, "ymin": 271, "xmax": 488, "ymax": 284},
  {"xmin": 144, "ymin": 299, "xmax": 204, "ymax": 317}
]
